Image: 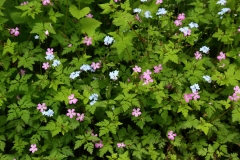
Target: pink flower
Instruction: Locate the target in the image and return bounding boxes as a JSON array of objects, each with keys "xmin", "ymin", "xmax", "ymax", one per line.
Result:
[
  {"xmin": 234, "ymin": 86, "xmax": 240, "ymax": 93},
  {"xmin": 86, "ymin": 14, "xmax": 93, "ymax": 18},
  {"xmin": 68, "ymin": 94, "xmax": 78, "ymax": 104},
  {"xmin": 156, "ymin": 0, "xmax": 163, "ymax": 4},
  {"xmin": 114, "ymin": 0, "xmax": 120, "ymax": 2},
  {"xmin": 154, "ymin": 64, "xmax": 163, "ymax": 73},
  {"xmin": 184, "ymin": 29, "xmax": 191, "ymax": 36},
  {"xmin": 192, "ymin": 92, "xmax": 200, "ymax": 100},
  {"xmin": 184, "ymin": 94, "xmax": 194, "ymax": 103},
  {"xmin": 238, "ymin": 28, "xmax": 240, "ymax": 32},
  {"xmin": 95, "ymin": 140, "xmax": 104, "ymax": 148},
  {"xmin": 46, "ymin": 48, "xmax": 53, "ymax": 55},
  {"xmin": 37, "ymin": 103, "xmax": 47, "ymax": 112},
  {"xmin": 177, "ymin": 13, "xmax": 185, "ymax": 20},
  {"xmin": 45, "ymin": 30, "xmax": 49, "ymax": 36},
  {"xmin": 29, "ymin": 144, "xmax": 38, "ymax": 153},
  {"xmin": 42, "ymin": 0, "xmax": 50, "ymax": 5},
  {"xmin": 76, "ymin": 113, "xmax": 85, "ymax": 122},
  {"xmin": 133, "ymin": 65, "xmax": 141, "ymax": 72},
  {"xmin": 174, "ymin": 20, "xmax": 182, "ymax": 26},
  {"xmin": 91, "ymin": 62, "xmax": 101, "ymax": 70},
  {"xmin": 135, "ymin": 14, "xmax": 142, "ymax": 22},
  {"xmin": 20, "ymin": 1, "xmax": 28, "ymax": 5},
  {"xmin": 20, "ymin": 69, "xmax": 26, "ymax": 76},
  {"xmin": 66, "ymin": 109, "xmax": 76, "ymax": 118},
  {"xmin": 132, "ymin": 108, "xmax": 141, "ymax": 117},
  {"xmin": 217, "ymin": 51, "xmax": 226, "ymax": 61},
  {"xmin": 83, "ymin": 36, "xmax": 92, "ymax": 46},
  {"xmin": 117, "ymin": 142, "xmax": 126, "ymax": 148},
  {"xmin": 42, "ymin": 62, "xmax": 50, "ymax": 70},
  {"xmin": 168, "ymin": 131, "xmax": 177, "ymax": 140},
  {"xmin": 68, "ymin": 44, "xmax": 72, "ymax": 47},
  {"xmin": 194, "ymin": 51, "xmax": 202, "ymax": 60},
  {"xmin": 10, "ymin": 27, "xmax": 20, "ymax": 36}
]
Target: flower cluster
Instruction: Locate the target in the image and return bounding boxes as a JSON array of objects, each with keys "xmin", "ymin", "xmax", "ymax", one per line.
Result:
[
  {"xmin": 217, "ymin": 51, "xmax": 226, "ymax": 61},
  {"xmin": 10, "ymin": 27, "xmax": 20, "ymax": 36},
  {"xmin": 29, "ymin": 144, "xmax": 38, "ymax": 153},
  {"xmin": 109, "ymin": 70, "xmax": 119, "ymax": 80},
  {"xmin": 203, "ymin": 75, "xmax": 211, "ymax": 83},
  {"xmin": 190, "ymin": 84, "xmax": 200, "ymax": 93},
  {"xmin": 104, "ymin": 36, "xmax": 115, "ymax": 45},
  {"xmin": 156, "ymin": 8, "xmax": 167, "ymax": 16},
  {"xmin": 194, "ymin": 51, "xmax": 202, "ymax": 60},
  {"xmin": 188, "ymin": 22, "xmax": 199, "ymax": 28},
  {"xmin": 200, "ymin": 46, "xmax": 210, "ymax": 54},
  {"xmin": 218, "ymin": 8, "xmax": 231, "ymax": 18},
  {"xmin": 154, "ymin": 64, "xmax": 163, "ymax": 73},
  {"xmin": 42, "ymin": 109, "xmax": 54, "ymax": 117},
  {"xmin": 132, "ymin": 108, "xmax": 141, "ymax": 117},
  {"xmin": 156, "ymin": 0, "xmax": 163, "ymax": 4},
  {"xmin": 179, "ymin": 27, "xmax": 191, "ymax": 36},
  {"xmin": 95, "ymin": 140, "xmax": 104, "ymax": 148},
  {"xmin": 66, "ymin": 109, "xmax": 85, "ymax": 121},
  {"xmin": 89, "ymin": 93, "xmax": 98, "ymax": 105},
  {"xmin": 70, "ymin": 71, "xmax": 81, "ymax": 79},
  {"xmin": 37, "ymin": 103, "xmax": 54, "ymax": 117},
  {"xmin": 142, "ymin": 70, "xmax": 153, "ymax": 85},
  {"xmin": 216, "ymin": 0, "xmax": 226, "ymax": 5},
  {"xmin": 229, "ymin": 86, "xmax": 240, "ymax": 101},
  {"xmin": 20, "ymin": 1, "xmax": 28, "ymax": 5},
  {"xmin": 117, "ymin": 142, "xmax": 126, "ymax": 148},
  {"xmin": 168, "ymin": 131, "xmax": 177, "ymax": 140},
  {"xmin": 174, "ymin": 13, "xmax": 185, "ymax": 26},
  {"xmin": 68, "ymin": 94, "xmax": 78, "ymax": 104},
  {"xmin": 44, "ymin": 48, "xmax": 61, "ymax": 70},
  {"xmin": 83, "ymin": 36, "xmax": 92, "ymax": 46},
  {"xmin": 42, "ymin": 0, "xmax": 51, "ymax": 5}
]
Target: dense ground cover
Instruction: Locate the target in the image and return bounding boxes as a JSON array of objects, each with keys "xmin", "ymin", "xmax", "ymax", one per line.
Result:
[{"xmin": 1, "ymin": 0, "xmax": 240, "ymax": 159}]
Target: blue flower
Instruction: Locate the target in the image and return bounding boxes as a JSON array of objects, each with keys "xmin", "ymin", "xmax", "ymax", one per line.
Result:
[
  {"xmin": 133, "ymin": 8, "xmax": 142, "ymax": 13},
  {"xmin": 52, "ymin": 60, "xmax": 61, "ymax": 67},
  {"xmin": 80, "ymin": 64, "xmax": 92, "ymax": 72},
  {"xmin": 70, "ymin": 71, "xmax": 80, "ymax": 79},
  {"xmin": 45, "ymin": 54, "xmax": 55, "ymax": 60},
  {"xmin": 89, "ymin": 93, "xmax": 98, "ymax": 105},
  {"xmin": 104, "ymin": 36, "xmax": 114, "ymax": 45},
  {"xmin": 156, "ymin": 8, "xmax": 167, "ymax": 15},
  {"xmin": 109, "ymin": 70, "xmax": 119, "ymax": 80},
  {"xmin": 42, "ymin": 109, "xmax": 54, "ymax": 117},
  {"xmin": 203, "ymin": 75, "xmax": 211, "ymax": 83},
  {"xmin": 190, "ymin": 84, "xmax": 200, "ymax": 93},
  {"xmin": 144, "ymin": 11, "xmax": 152, "ymax": 18},
  {"xmin": 200, "ymin": 46, "xmax": 210, "ymax": 54}
]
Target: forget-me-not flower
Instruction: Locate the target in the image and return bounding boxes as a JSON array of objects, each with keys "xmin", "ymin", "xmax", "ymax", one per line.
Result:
[
  {"xmin": 70, "ymin": 71, "xmax": 80, "ymax": 79},
  {"xmin": 109, "ymin": 70, "xmax": 119, "ymax": 80},
  {"xmin": 133, "ymin": 8, "xmax": 142, "ymax": 13},
  {"xmin": 190, "ymin": 84, "xmax": 200, "ymax": 93},
  {"xmin": 200, "ymin": 46, "xmax": 210, "ymax": 54},
  {"xmin": 203, "ymin": 75, "xmax": 211, "ymax": 83},
  {"xmin": 144, "ymin": 10, "xmax": 152, "ymax": 18},
  {"xmin": 156, "ymin": 8, "xmax": 167, "ymax": 15},
  {"xmin": 189, "ymin": 22, "xmax": 199, "ymax": 28},
  {"xmin": 52, "ymin": 60, "xmax": 61, "ymax": 67},
  {"xmin": 45, "ymin": 54, "xmax": 55, "ymax": 60},
  {"xmin": 104, "ymin": 36, "xmax": 115, "ymax": 45}
]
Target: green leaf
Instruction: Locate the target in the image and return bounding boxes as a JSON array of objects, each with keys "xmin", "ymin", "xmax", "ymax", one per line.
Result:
[
  {"xmin": 79, "ymin": 18, "xmax": 101, "ymax": 35},
  {"xmin": 48, "ymin": 8, "xmax": 64, "ymax": 23},
  {"xmin": 84, "ymin": 142, "xmax": 94, "ymax": 154},
  {"xmin": 69, "ymin": 5, "xmax": 90, "ymax": 20},
  {"xmin": 232, "ymin": 108, "xmax": 240, "ymax": 122},
  {"xmin": 20, "ymin": 110, "xmax": 30, "ymax": 124},
  {"xmin": 10, "ymin": 12, "xmax": 26, "ymax": 24},
  {"xmin": 3, "ymin": 39, "xmax": 17, "ymax": 55}
]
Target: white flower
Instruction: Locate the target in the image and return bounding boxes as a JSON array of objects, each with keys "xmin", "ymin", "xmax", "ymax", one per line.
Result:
[
  {"xmin": 203, "ymin": 75, "xmax": 211, "ymax": 83},
  {"xmin": 188, "ymin": 22, "xmax": 199, "ymax": 28},
  {"xmin": 190, "ymin": 84, "xmax": 200, "ymax": 93},
  {"xmin": 144, "ymin": 10, "xmax": 152, "ymax": 18},
  {"xmin": 89, "ymin": 93, "xmax": 98, "ymax": 106},
  {"xmin": 216, "ymin": 0, "xmax": 226, "ymax": 5},
  {"xmin": 42, "ymin": 109, "xmax": 54, "ymax": 117},
  {"xmin": 45, "ymin": 54, "xmax": 55, "ymax": 60},
  {"xmin": 179, "ymin": 27, "xmax": 191, "ymax": 35},
  {"xmin": 218, "ymin": 8, "xmax": 230, "ymax": 16},
  {"xmin": 140, "ymin": 0, "xmax": 148, "ymax": 2},
  {"xmin": 80, "ymin": 64, "xmax": 92, "ymax": 71},
  {"xmin": 104, "ymin": 36, "xmax": 115, "ymax": 45},
  {"xmin": 200, "ymin": 46, "xmax": 210, "ymax": 54},
  {"xmin": 133, "ymin": 8, "xmax": 142, "ymax": 13},
  {"xmin": 156, "ymin": 8, "xmax": 167, "ymax": 15},
  {"xmin": 52, "ymin": 60, "xmax": 61, "ymax": 67},
  {"xmin": 70, "ymin": 71, "xmax": 80, "ymax": 79},
  {"xmin": 34, "ymin": 35, "xmax": 39, "ymax": 39},
  {"xmin": 109, "ymin": 70, "xmax": 119, "ymax": 80}
]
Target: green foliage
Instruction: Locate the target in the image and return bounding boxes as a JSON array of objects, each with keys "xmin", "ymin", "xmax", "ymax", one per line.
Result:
[{"xmin": 1, "ymin": 0, "xmax": 240, "ymax": 159}]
